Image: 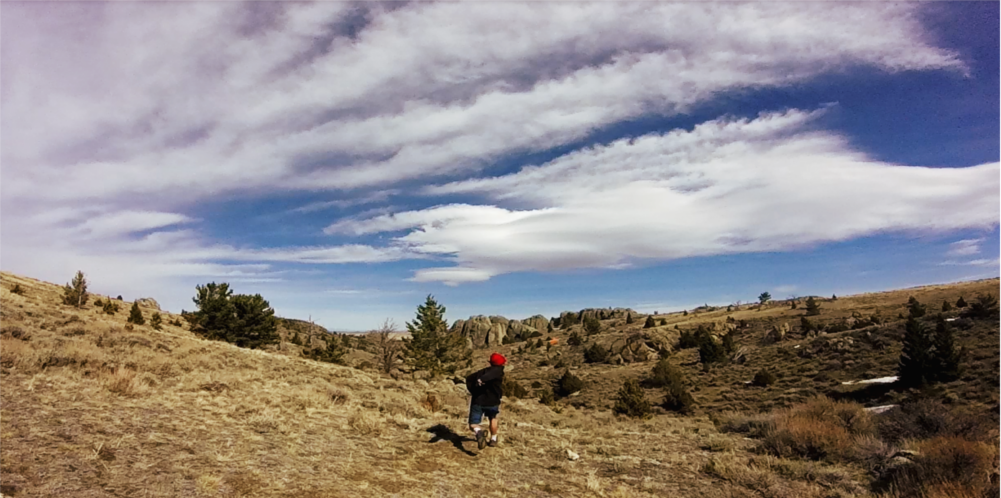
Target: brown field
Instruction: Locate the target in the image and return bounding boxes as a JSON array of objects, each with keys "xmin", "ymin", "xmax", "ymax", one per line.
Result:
[{"xmin": 1, "ymin": 271, "xmax": 997, "ymax": 497}]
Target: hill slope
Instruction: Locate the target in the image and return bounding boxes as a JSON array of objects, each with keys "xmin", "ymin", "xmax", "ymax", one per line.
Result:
[{"xmin": 1, "ymin": 272, "xmax": 997, "ymax": 497}]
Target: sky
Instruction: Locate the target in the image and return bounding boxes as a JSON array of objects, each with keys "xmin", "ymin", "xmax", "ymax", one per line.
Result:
[{"xmin": 1, "ymin": 2, "xmax": 998, "ymax": 331}]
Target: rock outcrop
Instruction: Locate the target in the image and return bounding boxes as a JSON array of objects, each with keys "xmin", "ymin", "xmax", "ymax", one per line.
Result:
[
  {"xmin": 521, "ymin": 314, "xmax": 549, "ymax": 332},
  {"xmin": 558, "ymin": 308, "xmax": 636, "ymax": 326},
  {"xmin": 450, "ymin": 315, "xmax": 544, "ymax": 348},
  {"xmin": 606, "ymin": 331, "xmax": 671, "ymax": 364},
  {"xmin": 135, "ymin": 297, "xmax": 160, "ymax": 310}
]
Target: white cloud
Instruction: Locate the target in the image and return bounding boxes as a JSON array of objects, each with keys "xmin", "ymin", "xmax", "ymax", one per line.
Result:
[
  {"xmin": 0, "ymin": 2, "xmax": 988, "ymax": 312},
  {"xmin": 1, "ymin": 2, "xmax": 962, "ymax": 210},
  {"xmin": 344, "ymin": 110, "xmax": 999, "ymax": 284},
  {"xmin": 940, "ymin": 258, "xmax": 999, "ymax": 267},
  {"xmin": 946, "ymin": 238, "xmax": 983, "ymax": 257}
]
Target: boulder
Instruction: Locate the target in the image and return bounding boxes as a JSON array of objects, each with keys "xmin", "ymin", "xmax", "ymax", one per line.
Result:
[
  {"xmin": 763, "ymin": 323, "xmax": 789, "ymax": 344},
  {"xmin": 606, "ymin": 332, "xmax": 664, "ymax": 363},
  {"xmin": 450, "ymin": 316, "xmax": 494, "ymax": 347},
  {"xmin": 708, "ymin": 321, "xmax": 737, "ymax": 334},
  {"xmin": 135, "ymin": 297, "xmax": 160, "ymax": 310},
  {"xmin": 521, "ymin": 314, "xmax": 549, "ymax": 332},
  {"xmin": 505, "ymin": 321, "xmax": 539, "ymax": 342}
]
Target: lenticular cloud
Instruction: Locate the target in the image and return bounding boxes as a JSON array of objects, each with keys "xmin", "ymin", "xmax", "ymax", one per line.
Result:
[{"xmin": 335, "ymin": 110, "xmax": 999, "ymax": 285}]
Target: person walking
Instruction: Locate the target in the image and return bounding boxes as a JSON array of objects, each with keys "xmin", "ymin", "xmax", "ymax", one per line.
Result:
[{"xmin": 465, "ymin": 352, "xmax": 506, "ymax": 450}]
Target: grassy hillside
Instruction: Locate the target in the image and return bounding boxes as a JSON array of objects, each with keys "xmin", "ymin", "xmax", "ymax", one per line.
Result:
[
  {"xmin": 498, "ymin": 279, "xmax": 1000, "ymax": 419},
  {"xmin": 1, "ymin": 271, "xmax": 997, "ymax": 497}
]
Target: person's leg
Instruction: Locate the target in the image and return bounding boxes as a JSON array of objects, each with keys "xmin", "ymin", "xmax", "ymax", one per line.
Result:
[
  {"xmin": 468, "ymin": 404, "xmax": 483, "ymax": 435},
  {"xmin": 469, "ymin": 404, "xmax": 488, "ymax": 449},
  {"xmin": 485, "ymin": 406, "xmax": 500, "ymax": 445}
]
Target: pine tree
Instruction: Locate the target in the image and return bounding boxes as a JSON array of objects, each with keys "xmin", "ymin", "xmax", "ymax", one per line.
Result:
[
  {"xmin": 625, "ymin": 313, "xmax": 634, "ymax": 324},
  {"xmin": 956, "ymin": 296, "xmax": 967, "ymax": 308},
  {"xmin": 898, "ymin": 317, "xmax": 933, "ymax": 387},
  {"xmin": 62, "ymin": 270, "xmax": 89, "ymax": 308},
  {"xmin": 643, "ymin": 315, "xmax": 656, "ymax": 328},
  {"xmin": 722, "ymin": 332, "xmax": 735, "ymax": 355},
  {"xmin": 804, "ymin": 297, "xmax": 821, "ymax": 316},
  {"xmin": 696, "ymin": 326, "xmax": 727, "ymax": 365},
  {"xmin": 966, "ymin": 293, "xmax": 998, "ymax": 319},
  {"xmin": 613, "ymin": 378, "xmax": 652, "ymax": 418},
  {"xmin": 554, "ymin": 369, "xmax": 584, "ymax": 398},
  {"xmin": 649, "ymin": 358, "xmax": 685, "ymax": 389},
  {"xmin": 583, "ymin": 342, "xmax": 608, "ymax": 363},
  {"xmin": 907, "ymin": 296, "xmax": 926, "ymax": 318},
  {"xmin": 800, "ymin": 316, "xmax": 815, "ymax": 334},
  {"xmin": 290, "ymin": 332, "xmax": 302, "ymax": 345},
  {"xmin": 931, "ymin": 315, "xmax": 960, "ymax": 383},
  {"xmin": 402, "ymin": 295, "xmax": 471, "ymax": 378},
  {"xmin": 150, "ymin": 312, "xmax": 163, "ymax": 331},
  {"xmin": 185, "ymin": 283, "xmax": 278, "ymax": 349},
  {"xmin": 128, "ymin": 302, "xmax": 145, "ymax": 325},
  {"xmin": 942, "ymin": 300, "xmax": 953, "ymax": 312},
  {"xmin": 758, "ymin": 292, "xmax": 771, "ymax": 305},
  {"xmin": 583, "ymin": 316, "xmax": 601, "ymax": 336},
  {"xmin": 186, "ymin": 283, "xmax": 235, "ymax": 341},
  {"xmin": 306, "ymin": 334, "xmax": 346, "ymax": 365},
  {"xmin": 790, "ymin": 300, "xmax": 798, "ymax": 310},
  {"xmin": 676, "ymin": 329, "xmax": 698, "ymax": 349},
  {"xmin": 228, "ymin": 294, "xmax": 278, "ymax": 349},
  {"xmin": 567, "ymin": 331, "xmax": 583, "ymax": 346}
]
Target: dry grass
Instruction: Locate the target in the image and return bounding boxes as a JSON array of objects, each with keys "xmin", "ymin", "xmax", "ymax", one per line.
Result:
[
  {"xmin": 1, "ymin": 271, "xmax": 739, "ymax": 497},
  {"xmin": 1, "ymin": 271, "xmax": 996, "ymax": 497}
]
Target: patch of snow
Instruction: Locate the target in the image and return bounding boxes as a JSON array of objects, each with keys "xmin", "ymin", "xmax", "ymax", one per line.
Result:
[
  {"xmin": 841, "ymin": 376, "xmax": 898, "ymax": 386},
  {"xmin": 945, "ymin": 318, "xmax": 957, "ymax": 322},
  {"xmin": 865, "ymin": 404, "xmax": 898, "ymax": 414}
]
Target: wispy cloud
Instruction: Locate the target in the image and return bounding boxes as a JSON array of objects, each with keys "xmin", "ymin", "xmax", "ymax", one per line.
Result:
[
  {"xmin": 947, "ymin": 238, "xmax": 984, "ymax": 257},
  {"xmin": 940, "ymin": 258, "xmax": 999, "ymax": 267},
  {"xmin": 2, "ymin": 3, "xmax": 962, "ymax": 210},
  {"xmin": 287, "ymin": 190, "xmax": 400, "ymax": 214},
  {"xmin": 0, "ymin": 2, "xmax": 991, "ymax": 321},
  {"xmin": 342, "ymin": 110, "xmax": 999, "ymax": 284}
]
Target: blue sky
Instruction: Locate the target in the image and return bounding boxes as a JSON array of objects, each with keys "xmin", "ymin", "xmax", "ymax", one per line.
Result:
[{"xmin": 2, "ymin": 2, "xmax": 997, "ymax": 331}]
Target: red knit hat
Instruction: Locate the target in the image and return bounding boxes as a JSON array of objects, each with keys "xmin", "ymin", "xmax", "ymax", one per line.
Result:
[{"xmin": 489, "ymin": 353, "xmax": 506, "ymax": 366}]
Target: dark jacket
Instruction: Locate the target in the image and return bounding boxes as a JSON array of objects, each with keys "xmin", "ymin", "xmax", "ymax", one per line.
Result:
[{"xmin": 466, "ymin": 365, "xmax": 504, "ymax": 407}]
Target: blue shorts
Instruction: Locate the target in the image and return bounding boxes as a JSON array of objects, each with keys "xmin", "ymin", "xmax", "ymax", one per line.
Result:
[{"xmin": 468, "ymin": 404, "xmax": 500, "ymax": 425}]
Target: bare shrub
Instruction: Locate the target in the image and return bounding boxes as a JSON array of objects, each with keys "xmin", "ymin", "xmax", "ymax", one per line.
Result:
[
  {"xmin": 761, "ymin": 397, "xmax": 874, "ymax": 461},
  {"xmin": 105, "ymin": 368, "xmax": 138, "ymax": 395},
  {"xmin": 348, "ymin": 410, "xmax": 385, "ymax": 435},
  {"xmin": 2, "ymin": 326, "xmax": 29, "ymax": 340},
  {"xmin": 419, "ymin": 392, "xmax": 441, "ymax": 413},
  {"xmin": 878, "ymin": 436, "xmax": 999, "ymax": 497},
  {"xmin": 613, "ymin": 378, "xmax": 652, "ymax": 419},
  {"xmin": 372, "ymin": 318, "xmax": 401, "ymax": 374},
  {"xmin": 714, "ymin": 411, "xmax": 776, "ymax": 438},
  {"xmin": 328, "ymin": 387, "xmax": 350, "ymax": 405},
  {"xmin": 502, "ymin": 376, "xmax": 529, "ymax": 398},
  {"xmin": 877, "ymin": 400, "xmax": 987, "ymax": 444},
  {"xmin": 752, "ymin": 368, "xmax": 777, "ymax": 387}
]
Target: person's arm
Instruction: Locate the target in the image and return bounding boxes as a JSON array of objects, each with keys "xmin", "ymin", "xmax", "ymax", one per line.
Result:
[
  {"xmin": 477, "ymin": 366, "xmax": 504, "ymax": 384},
  {"xmin": 465, "ymin": 370, "xmax": 481, "ymax": 393}
]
